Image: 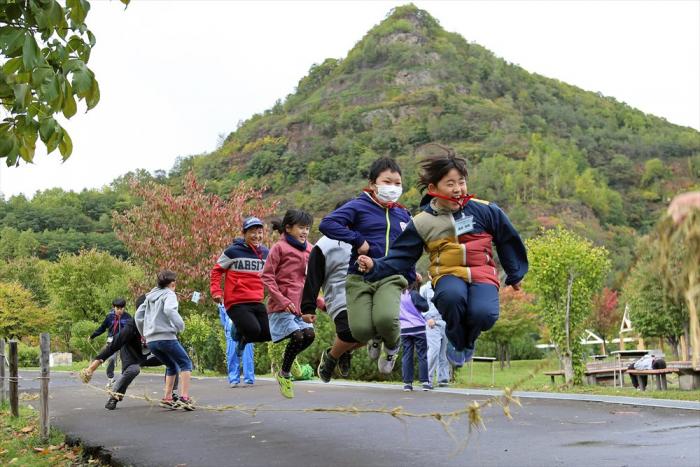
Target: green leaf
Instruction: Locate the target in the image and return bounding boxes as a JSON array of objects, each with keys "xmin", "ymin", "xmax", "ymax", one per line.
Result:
[
  {"xmin": 2, "ymin": 57, "xmax": 23, "ymax": 75},
  {"xmin": 67, "ymin": 0, "xmax": 90, "ymax": 25},
  {"xmin": 22, "ymin": 33, "xmax": 41, "ymax": 70},
  {"xmin": 58, "ymin": 129, "xmax": 73, "ymax": 159},
  {"xmin": 46, "ymin": 125, "xmax": 62, "ymax": 154},
  {"xmin": 39, "ymin": 73, "xmax": 60, "ymax": 104},
  {"xmin": 62, "ymin": 89, "xmax": 77, "ymax": 119},
  {"xmin": 0, "ymin": 27, "xmax": 26, "ymax": 55},
  {"xmin": 85, "ymin": 79, "xmax": 99, "ymax": 110},
  {"xmin": 71, "ymin": 67, "xmax": 92, "ymax": 95},
  {"xmin": 86, "ymin": 30, "xmax": 96, "ymax": 47},
  {"xmin": 39, "ymin": 117, "xmax": 57, "ymax": 143},
  {"xmin": 12, "ymin": 84, "xmax": 30, "ymax": 112}
]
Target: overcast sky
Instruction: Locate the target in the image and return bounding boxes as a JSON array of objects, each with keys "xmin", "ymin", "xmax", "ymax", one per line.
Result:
[{"xmin": 1, "ymin": 0, "xmax": 698, "ymax": 198}]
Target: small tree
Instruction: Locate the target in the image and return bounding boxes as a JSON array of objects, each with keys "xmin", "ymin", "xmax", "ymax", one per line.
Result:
[
  {"xmin": 481, "ymin": 288, "xmax": 537, "ymax": 369},
  {"xmin": 527, "ymin": 227, "xmax": 610, "ymax": 384},
  {"xmin": 0, "ymin": 281, "xmax": 52, "ymax": 338},
  {"xmin": 113, "ymin": 172, "xmax": 279, "ymax": 305},
  {"xmin": 589, "ymin": 288, "xmax": 620, "ymax": 355}
]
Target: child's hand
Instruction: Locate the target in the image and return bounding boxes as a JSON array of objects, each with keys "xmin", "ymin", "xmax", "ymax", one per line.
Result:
[
  {"xmin": 301, "ymin": 314, "xmax": 316, "ymax": 324},
  {"xmin": 427, "ymin": 319, "xmax": 436, "ymax": 329},
  {"xmin": 213, "ymin": 295, "xmax": 223, "ymax": 304},
  {"xmin": 356, "ymin": 255, "xmax": 374, "ymax": 273},
  {"xmin": 285, "ymin": 302, "xmax": 299, "ymax": 315},
  {"xmin": 358, "ymin": 241, "xmax": 370, "ymax": 255},
  {"xmin": 511, "ymin": 281, "xmax": 522, "ymax": 291}
]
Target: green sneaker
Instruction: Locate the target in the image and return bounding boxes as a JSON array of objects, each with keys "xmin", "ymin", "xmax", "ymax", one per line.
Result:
[
  {"xmin": 276, "ymin": 372, "xmax": 295, "ymax": 399},
  {"xmin": 291, "ymin": 359, "xmax": 303, "ymax": 380}
]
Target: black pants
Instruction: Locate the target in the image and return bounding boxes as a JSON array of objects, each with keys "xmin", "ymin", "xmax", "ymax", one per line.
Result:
[
  {"xmin": 112, "ymin": 353, "xmax": 178, "ymax": 398},
  {"xmin": 227, "ymin": 302, "xmax": 271, "ymax": 344},
  {"xmin": 628, "ymin": 358, "xmax": 666, "ymax": 389}
]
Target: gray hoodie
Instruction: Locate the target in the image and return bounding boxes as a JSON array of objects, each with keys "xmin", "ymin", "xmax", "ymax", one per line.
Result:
[{"xmin": 135, "ymin": 287, "xmax": 184, "ymax": 342}]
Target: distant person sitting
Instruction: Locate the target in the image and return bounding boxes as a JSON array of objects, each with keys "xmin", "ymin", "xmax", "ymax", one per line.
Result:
[
  {"xmin": 628, "ymin": 353, "xmax": 667, "ymax": 390},
  {"xmin": 90, "ymin": 297, "xmax": 131, "ymax": 388}
]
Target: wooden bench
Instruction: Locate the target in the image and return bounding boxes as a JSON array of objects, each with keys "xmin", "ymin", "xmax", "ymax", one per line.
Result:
[
  {"xmin": 627, "ymin": 368, "xmax": 675, "ymax": 391},
  {"xmin": 544, "ymin": 370, "xmax": 565, "ymax": 384}
]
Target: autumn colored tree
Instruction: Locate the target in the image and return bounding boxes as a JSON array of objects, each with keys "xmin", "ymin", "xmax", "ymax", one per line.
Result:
[
  {"xmin": 589, "ymin": 287, "xmax": 620, "ymax": 355},
  {"xmin": 113, "ymin": 172, "xmax": 279, "ymax": 306},
  {"xmin": 481, "ymin": 288, "xmax": 537, "ymax": 369}
]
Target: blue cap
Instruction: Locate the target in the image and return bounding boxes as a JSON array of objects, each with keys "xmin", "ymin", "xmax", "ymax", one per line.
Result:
[{"xmin": 242, "ymin": 216, "xmax": 264, "ymax": 232}]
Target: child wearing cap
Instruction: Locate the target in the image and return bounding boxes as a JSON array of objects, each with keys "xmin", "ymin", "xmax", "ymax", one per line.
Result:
[{"xmin": 210, "ymin": 216, "xmax": 271, "ymax": 356}]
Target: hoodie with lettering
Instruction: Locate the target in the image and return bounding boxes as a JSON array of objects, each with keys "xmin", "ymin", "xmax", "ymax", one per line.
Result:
[{"xmin": 210, "ymin": 238, "xmax": 269, "ymax": 310}]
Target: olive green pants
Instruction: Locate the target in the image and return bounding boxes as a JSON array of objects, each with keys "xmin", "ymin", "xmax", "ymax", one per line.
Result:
[{"xmin": 345, "ymin": 274, "xmax": 408, "ymax": 349}]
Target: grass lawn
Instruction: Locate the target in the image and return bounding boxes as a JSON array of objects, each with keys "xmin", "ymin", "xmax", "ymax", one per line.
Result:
[
  {"xmin": 0, "ymin": 403, "xmax": 103, "ymax": 466},
  {"xmin": 452, "ymin": 358, "xmax": 700, "ymax": 402}
]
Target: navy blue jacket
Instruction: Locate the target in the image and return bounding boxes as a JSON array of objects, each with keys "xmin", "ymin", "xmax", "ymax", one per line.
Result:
[
  {"xmin": 319, "ymin": 192, "xmax": 416, "ymax": 282},
  {"xmin": 90, "ymin": 310, "xmax": 132, "ymax": 339}
]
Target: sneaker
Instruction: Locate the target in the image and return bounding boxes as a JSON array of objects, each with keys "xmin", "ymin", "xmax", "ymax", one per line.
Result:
[
  {"xmin": 276, "ymin": 372, "xmax": 294, "ymax": 399},
  {"xmin": 159, "ymin": 398, "xmax": 177, "ymax": 409},
  {"xmin": 244, "ymin": 381, "xmax": 254, "ymax": 386},
  {"xmin": 438, "ymin": 381, "xmax": 449, "ymax": 388},
  {"xmin": 176, "ymin": 396, "xmax": 195, "ymax": 411},
  {"xmin": 463, "ymin": 347, "xmax": 475, "ymax": 363},
  {"xmin": 317, "ymin": 348, "xmax": 338, "ymax": 383},
  {"xmin": 291, "ymin": 359, "xmax": 303, "ymax": 380},
  {"xmin": 171, "ymin": 393, "xmax": 179, "ymax": 403},
  {"xmin": 106, "ymin": 378, "xmax": 115, "ymax": 390},
  {"xmin": 446, "ymin": 342, "xmax": 467, "ymax": 368},
  {"xmin": 105, "ymin": 397, "xmax": 118, "ymax": 410},
  {"xmin": 378, "ymin": 345, "xmax": 399, "ymax": 374},
  {"xmin": 367, "ymin": 339, "xmax": 381, "ymax": 361},
  {"xmin": 230, "ymin": 382, "xmax": 240, "ymax": 388},
  {"xmin": 337, "ymin": 351, "xmax": 352, "ymax": 378},
  {"xmin": 403, "ymin": 384, "xmax": 413, "ymax": 392},
  {"xmin": 422, "ymin": 383, "xmax": 433, "ymax": 391}
]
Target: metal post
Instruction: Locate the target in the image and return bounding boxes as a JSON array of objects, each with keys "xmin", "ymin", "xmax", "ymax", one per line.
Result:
[
  {"xmin": 40, "ymin": 333, "xmax": 50, "ymax": 441},
  {"xmin": 9, "ymin": 340, "xmax": 18, "ymax": 417}
]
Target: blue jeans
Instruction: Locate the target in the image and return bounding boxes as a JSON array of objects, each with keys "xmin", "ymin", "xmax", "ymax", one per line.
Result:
[
  {"xmin": 401, "ymin": 333, "xmax": 428, "ymax": 385},
  {"xmin": 148, "ymin": 339, "xmax": 193, "ymax": 376},
  {"xmin": 432, "ymin": 276, "xmax": 499, "ymax": 352}
]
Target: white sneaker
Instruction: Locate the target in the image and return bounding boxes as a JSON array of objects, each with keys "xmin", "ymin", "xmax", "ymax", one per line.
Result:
[
  {"xmin": 378, "ymin": 344, "xmax": 399, "ymax": 374},
  {"xmin": 367, "ymin": 338, "xmax": 381, "ymax": 361},
  {"xmin": 106, "ymin": 378, "xmax": 115, "ymax": 390}
]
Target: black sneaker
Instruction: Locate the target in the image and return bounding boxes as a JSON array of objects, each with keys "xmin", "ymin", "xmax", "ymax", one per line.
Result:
[
  {"xmin": 105, "ymin": 397, "xmax": 118, "ymax": 410},
  {"xmin": 337, "ymin": 351, "xmax": 352, "ymax": 378},
  {"xmin": 176, "ymin": 396, "xmax": 195, "ymax": 411},
  {"xmin": 236, "ymin": 339, "xmax": 246, "ymax": 359},
  {"xmin": 317, "ymin": 348, "xmax": 337, "ymax": 383},
  {"xmin": 171, "ymin": 392, "xmax": 179, "ymax": 403}
]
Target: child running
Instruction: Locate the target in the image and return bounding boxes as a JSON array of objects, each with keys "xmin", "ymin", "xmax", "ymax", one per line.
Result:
[
  {"xmin": 210, "ymin": 217, "xmax": 271, "ymax": 355},
  {"xmin": 319, "ymin": 157, "xmax": 415, "ymax": 374},
  {"xmin": 357, "ymin": 147, "xmax": 528, "ymax": 367},
  {"xmin": 399, "ymin": 277, "xmax": 431, "ymax": 391},
  {"xmin": 301, "ymin": 199, "xmax": 365, "ymax": 382},
  {"xmin": 261, "ymin": 209, "xmax": 315, "ymax": 398},
  {"xmin": 135, "ymin": 270, "xmax": 195, "ymax": 410}
]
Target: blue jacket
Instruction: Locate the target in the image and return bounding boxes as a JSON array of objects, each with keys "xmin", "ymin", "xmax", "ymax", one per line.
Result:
[
  {"xmin": 319, "ymin": 192, "xmax": 416, "ymax": 281},
  {"xmin": 90, "ymin": 310, "xmax": 132, "ymax": 339}
]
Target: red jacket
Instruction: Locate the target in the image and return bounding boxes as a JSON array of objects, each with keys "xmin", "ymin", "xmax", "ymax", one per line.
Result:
[
  {"xmin": 261, "ymin": 236, "xmax": 312, "ymax": 313},
  {"xmin": 210, "ymin": 238, "xmax": 269, "ymax": 310}
]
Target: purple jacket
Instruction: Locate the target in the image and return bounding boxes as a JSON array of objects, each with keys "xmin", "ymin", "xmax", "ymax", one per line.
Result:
[{"xmin": 399, "ymin": 290, "xmax": 429, "ymax": 336}]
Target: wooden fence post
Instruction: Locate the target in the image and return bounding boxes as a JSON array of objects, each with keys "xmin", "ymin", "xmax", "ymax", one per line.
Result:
[
  {"xmin": 40, "ymin": 333, "xmax": 50, "ymax": 442},
  {"xmin": 9, "ymin": 339, "xmax": 18, "ymax": 417},
  {"xmin": 0, "ymin": 338, "xmax": 5, "ymax": 406}
]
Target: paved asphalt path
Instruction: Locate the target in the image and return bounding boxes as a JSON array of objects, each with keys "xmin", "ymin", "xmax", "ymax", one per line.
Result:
[{"xmin": 18, "ymin": 370, "xmax": 700, "ymax": 467}]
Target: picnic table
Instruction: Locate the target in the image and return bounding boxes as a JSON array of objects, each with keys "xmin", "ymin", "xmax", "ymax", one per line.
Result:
[{"xmin": 610, "ymin": 350, "xmax": 650, "ymax": 387}]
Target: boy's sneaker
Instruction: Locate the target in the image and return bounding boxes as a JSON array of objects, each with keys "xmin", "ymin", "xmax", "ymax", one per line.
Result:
[
  {"xmin": 276, "ymin": 372, "xmax": 294, "ymax": 399},
  {"xmin": 422, "ymin": 383, "xmax": 433, "ymax": 391},
  {"xmin": 438, "ymin": 381, "xmax": 449, "ymax": 388},
  {"xmin": 291, "ymin": 359, "xmax": 303, "ymax": 380},
  {"xmin": 317, "ymin": 348, "xmax": 337, "ymax": 383},
  {"xmin": 159, "ymin": 398, "xmax": 177, "ymax": 409},
  {"xmin": 337, "ymin": 351, "xmax": 352, "ymax": 378},
  {"xmin": 230, "ymin": 382, "xmax": 240, "ymax": 388},
  {"xmin": 105, "ymin": 378, "xmax": 115, "ymax": 390},
  {"xmin": 446, "ymin": 342, "xmax": 467, "ymax": 368},
  {"xmin": 403, "ymin": 384, "xmax": 413, "ymax": 392},
  {"xmin": 105, "ymin": 397, "xmax": 118, "ymax": 410},
  {"xmin": 367, "ymin": 339, "xmax": 381, "ymax": 361},
  {"xmin": 378, "ymin": 345, "xmax": 399, "ymax": 374},
  {"xmin": 176, "ymin": 396, "xmax": 195, "ymax": 411}
]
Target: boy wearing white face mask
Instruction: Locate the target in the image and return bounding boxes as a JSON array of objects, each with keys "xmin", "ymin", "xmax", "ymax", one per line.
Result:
[{"xmin": 319, "ymin": 157, "xmax": 415, "ymax": 374}]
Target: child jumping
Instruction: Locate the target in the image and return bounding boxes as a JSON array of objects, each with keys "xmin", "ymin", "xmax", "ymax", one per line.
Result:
[
  {"xmin": 135, "ymin": 270, "xmax": 195, "ymax": 410},
  {"xmin": 399, "ymin": 278, "xmax": 431, "ymax": 391},
  {"xmin": 89, "ymin": 297, "xmax": 130, "ymax": 388},
  {"xmin": 210, "ymin": 216, "xmax": 271, "ymax": 355},
  {"xmin": 261, "ymin": 209, "xmax": 315, "ymax": 398},
  {"xmin": 357, "ymin": 147, "xmax": 528, "ymax": 367},
  {"xmin": 319, "ymin": 157, "xmax": 415, "ymax": 374}
]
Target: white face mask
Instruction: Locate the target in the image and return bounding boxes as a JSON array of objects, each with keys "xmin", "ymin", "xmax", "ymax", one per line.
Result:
[{"xmin": 375, "ymin": 184, "xmax": 403, "ymax": 203}]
